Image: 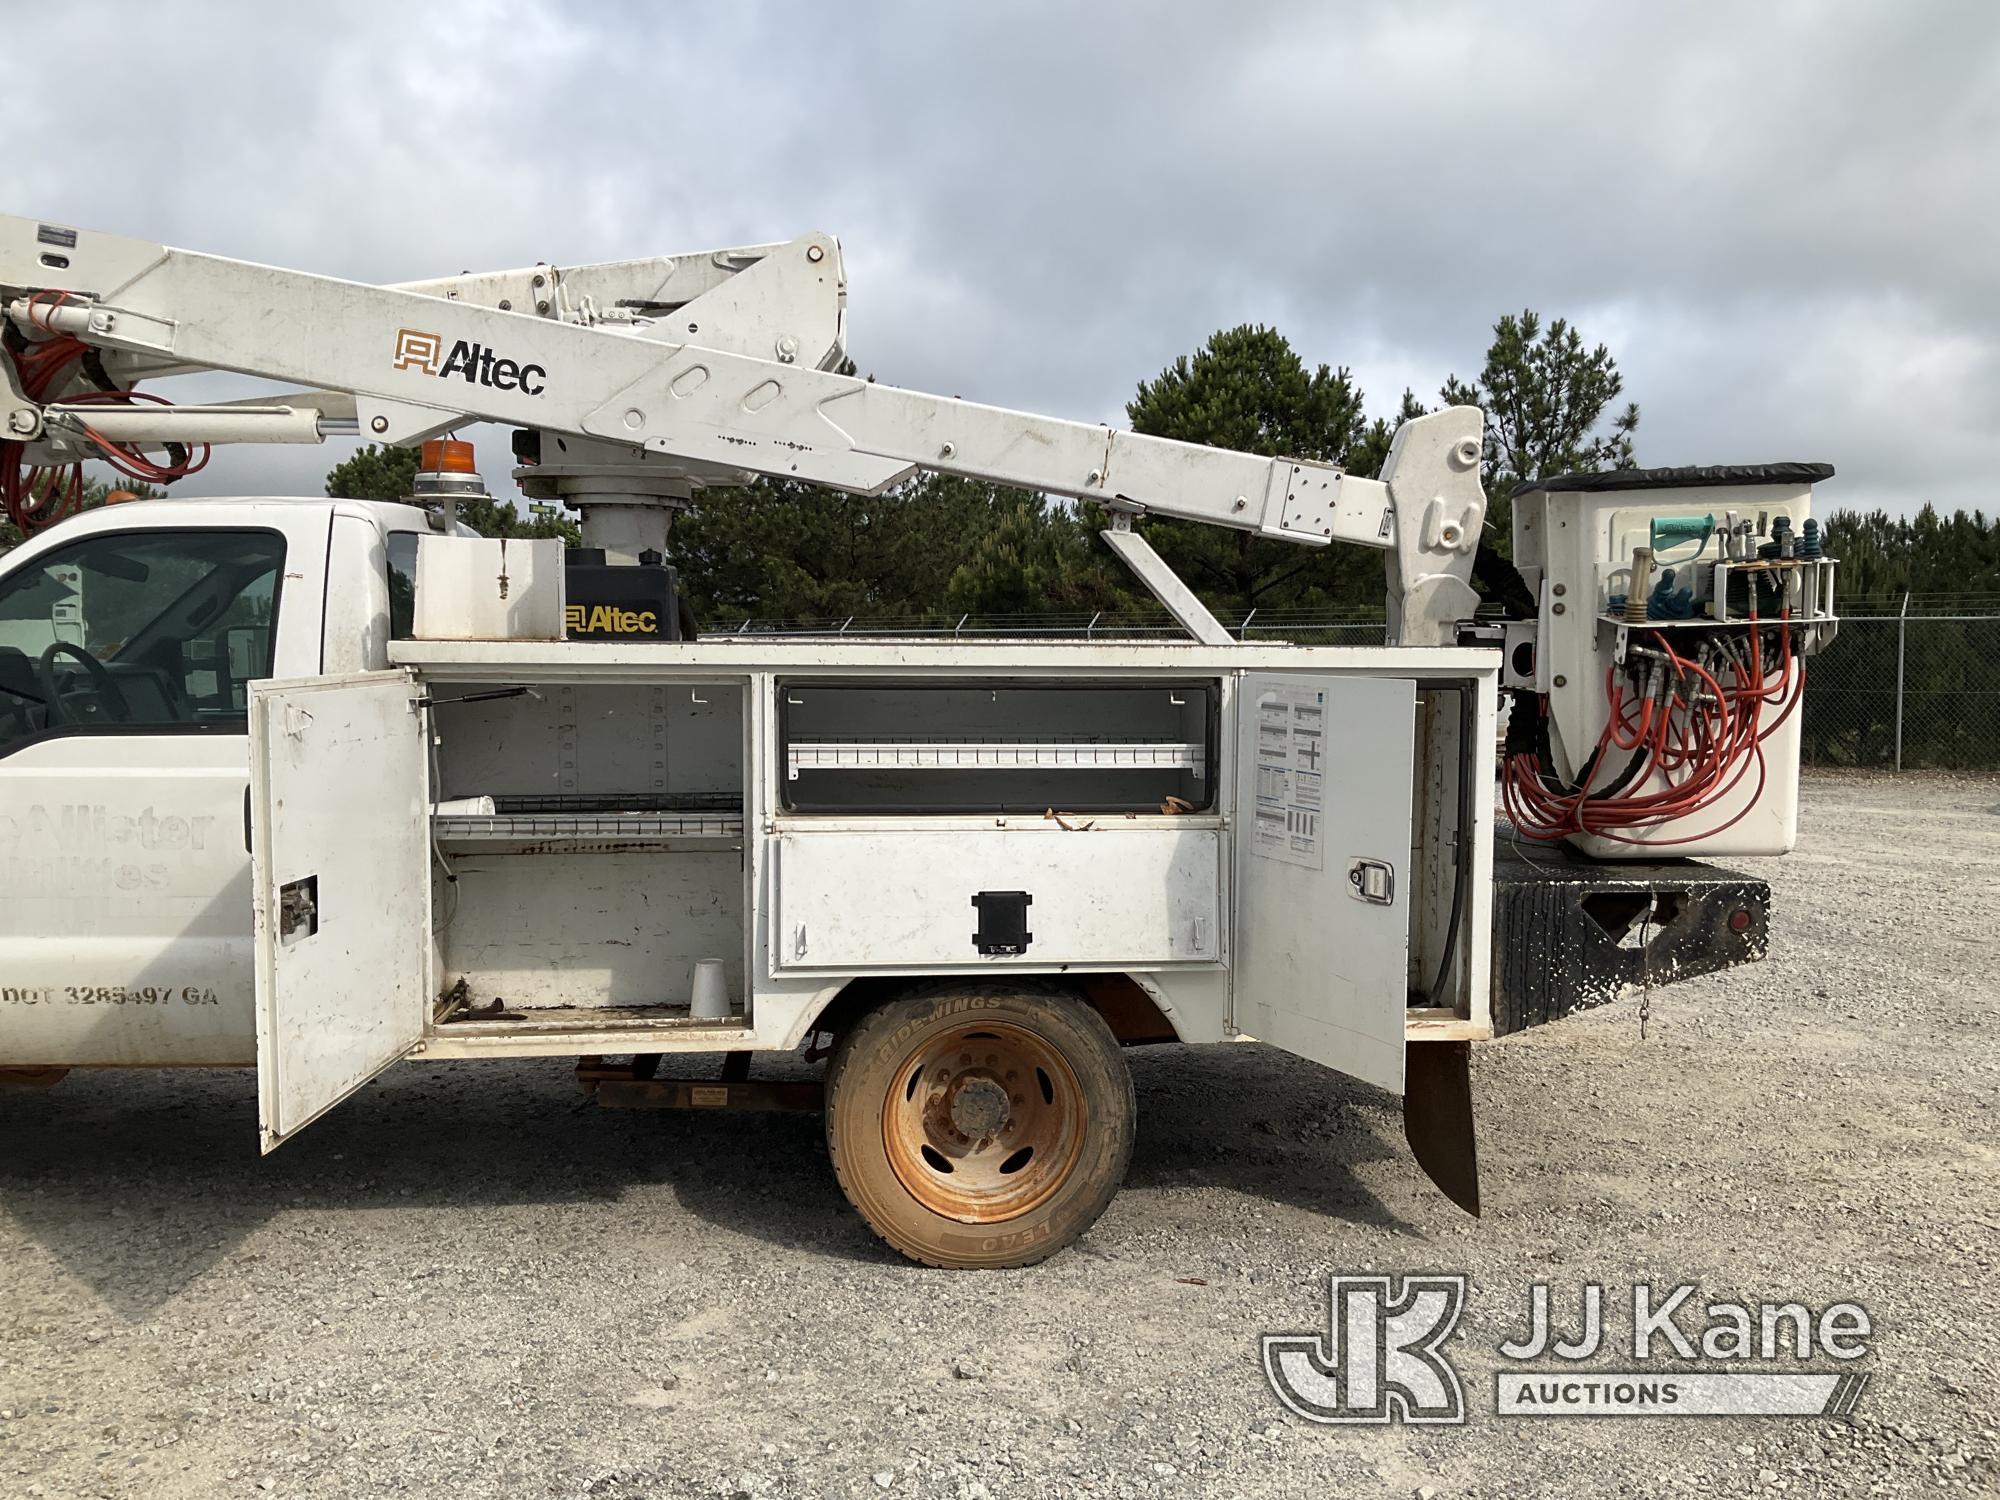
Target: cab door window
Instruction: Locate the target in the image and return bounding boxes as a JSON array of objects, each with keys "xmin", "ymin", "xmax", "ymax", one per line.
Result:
[
  {"xmin": 0, "ymin": 528, "xmax": 286, "ymax": 755},
  {"xmin": 385, "ymin": 530, "xmax": 419, "ymax": 640}
]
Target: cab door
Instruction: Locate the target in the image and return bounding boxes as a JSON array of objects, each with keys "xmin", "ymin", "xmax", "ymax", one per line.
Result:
[
  {"xmin": 0, "ymin": 513, "xmax": 328, "ymax": 1068},
  {"xmin": 1231, "ymin": 673, "xmax": 1416, "ymax": 1092},
  {"xmin": 249, "ymin": 671, "xmax": 430, "ymax": 1151}
]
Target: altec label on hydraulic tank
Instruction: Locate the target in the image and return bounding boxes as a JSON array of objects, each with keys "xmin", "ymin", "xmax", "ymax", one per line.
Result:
[
  {"xmin": 393, "ymin": 328, "xmax": 546, "ymax": 396},
  {"xmin": 565, "ymin": 604, "xmax": 659, "ymax": 637}
]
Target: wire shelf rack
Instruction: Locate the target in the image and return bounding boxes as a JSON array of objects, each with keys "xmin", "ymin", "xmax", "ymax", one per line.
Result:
[{"xmin": 785, "ymin": 737, "xmax": 1204, "ymax": 779}]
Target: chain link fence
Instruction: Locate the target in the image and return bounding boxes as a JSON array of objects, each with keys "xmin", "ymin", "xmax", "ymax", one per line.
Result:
[
  {"xmin": 714, "ymin": 607, "xmax": 1388, "ymax": 646},
  {"xmin": 721, "ymin": 596, "xmax": 2000, "ymax": 773},
  {"xmin": 1797, "ymin": 596, "xmax": 2000, "ymax": 771}
]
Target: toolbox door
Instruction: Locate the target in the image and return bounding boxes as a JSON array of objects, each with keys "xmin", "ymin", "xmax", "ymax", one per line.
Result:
[
  {"xmin": 1232, "ymin": 673, "xmax": 1415, "ymax": 1093},
  {"xmin": 249, "ymin": 671, "xmax": 430, "ymax": 1152}
]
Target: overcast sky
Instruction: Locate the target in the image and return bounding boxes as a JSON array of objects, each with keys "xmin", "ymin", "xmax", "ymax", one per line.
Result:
[{"xmin": 3, "ymin": 0, "xmax": 1992, "ymax": 518}]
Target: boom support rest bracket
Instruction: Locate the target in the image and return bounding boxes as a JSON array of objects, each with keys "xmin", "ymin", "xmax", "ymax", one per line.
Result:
[{"xmin": 1099, "ymin": 514, "xmax": 1233, "ymax": 645}]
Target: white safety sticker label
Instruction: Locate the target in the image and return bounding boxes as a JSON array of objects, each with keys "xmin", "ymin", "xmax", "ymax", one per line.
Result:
[{"xmin": 1251, "ymin": 686, "xmax": 1326, "ymax": 870}]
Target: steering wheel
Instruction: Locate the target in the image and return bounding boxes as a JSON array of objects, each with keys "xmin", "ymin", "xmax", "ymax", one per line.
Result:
[{"xmin": 37, "ymin": 641, "xmax": 133, "ymax": 724}]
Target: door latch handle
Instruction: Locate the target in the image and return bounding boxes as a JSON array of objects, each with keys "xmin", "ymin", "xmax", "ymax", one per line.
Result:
[
  {"xmin": 1346, "ymin": 858, "xmax": 1395, "ymax": 905},
  {"xmin": 278, "ymin": 875, "xmax": 319, "ymax": 942}
]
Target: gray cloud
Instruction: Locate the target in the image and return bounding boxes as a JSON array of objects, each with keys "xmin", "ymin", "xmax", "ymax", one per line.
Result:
[{"xmin": 4, "ymin": 0, "xmax": 1992, "ymax": 517}]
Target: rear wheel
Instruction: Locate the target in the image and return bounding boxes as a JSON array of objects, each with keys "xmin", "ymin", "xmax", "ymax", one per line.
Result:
[{"xmin": 824, "ymin": 984, "xmax": 1135, "ymax": 1268}]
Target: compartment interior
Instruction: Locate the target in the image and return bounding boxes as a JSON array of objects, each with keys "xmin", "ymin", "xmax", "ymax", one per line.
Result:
[
  {"xmin": 415, "ymin": 673, "xmax": 1226, "ymax": 1036},
  {"xmin": 425, "ymin": 679, "xmax": 748, "ymax": 1027},
  {"xmin": 779, "ymin": 679, "xmax": 1216, "ymax": 814}
]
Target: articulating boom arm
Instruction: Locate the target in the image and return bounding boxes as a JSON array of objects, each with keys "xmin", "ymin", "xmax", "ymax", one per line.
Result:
[{"xmin": 0, "ymin": 212, "xmax": 1485, "ymax": 644}]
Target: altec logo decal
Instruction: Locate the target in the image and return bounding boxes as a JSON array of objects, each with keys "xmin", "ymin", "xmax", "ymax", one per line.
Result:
[
  {"xmin": 393, "ymin": 328, "xmax": 546, "ymax": 396},
  {"xmin": 565, "ymin": 604, "xmax": 659, "ymax": 636}
]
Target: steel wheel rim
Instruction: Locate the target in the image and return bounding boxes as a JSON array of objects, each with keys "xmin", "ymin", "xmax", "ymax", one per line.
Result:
[{"xmin": 880, "ymin": 1020, "xmax": 1088, "ymax": 1224}]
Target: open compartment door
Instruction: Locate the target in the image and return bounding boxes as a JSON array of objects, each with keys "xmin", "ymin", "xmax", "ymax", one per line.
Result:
[
  {"xmin": 1232, "ymin": 673, "xmax": 1416, "ymax": 1093},
  {"xmin": 250, "ymin": 671, "xmax": 430, "ymax": 1152}
]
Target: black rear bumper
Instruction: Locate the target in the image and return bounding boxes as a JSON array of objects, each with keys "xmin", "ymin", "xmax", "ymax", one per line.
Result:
[{"xmin": 1488, "ymin": 844, "xmax": 1770, "ymax": 1036}]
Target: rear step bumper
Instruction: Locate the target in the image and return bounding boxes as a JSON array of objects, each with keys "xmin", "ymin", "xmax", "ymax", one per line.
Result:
[
  {"xmin": 1488, "ymin": 845, "xmax": 1770, "ymax": 1036},
  {"xmin": 1407, "ymin": 849, "xmax": 1771, "ymax": 1218}
]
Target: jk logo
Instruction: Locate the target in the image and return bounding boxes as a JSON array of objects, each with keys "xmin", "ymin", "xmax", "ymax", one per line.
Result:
[{"xmin": 1262, "ymin": 1274, "xmax": 1468, "ymax": 1425}]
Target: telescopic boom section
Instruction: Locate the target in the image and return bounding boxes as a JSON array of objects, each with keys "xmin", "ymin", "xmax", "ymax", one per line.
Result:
[{"xmin": 0, "ymin": 212, "xmax": 1487, "ymax": 643}]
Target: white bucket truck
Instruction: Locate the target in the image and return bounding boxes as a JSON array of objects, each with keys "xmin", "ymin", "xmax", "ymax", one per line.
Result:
[{"xmin": 0, "ymin": 215, "xmax": 1833, "ymax": 1265}]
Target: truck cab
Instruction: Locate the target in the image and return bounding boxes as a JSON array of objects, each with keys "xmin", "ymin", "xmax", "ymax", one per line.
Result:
[{"xmin": 0, "ymin": 498, "xmax": 422, "ymax": 1066}]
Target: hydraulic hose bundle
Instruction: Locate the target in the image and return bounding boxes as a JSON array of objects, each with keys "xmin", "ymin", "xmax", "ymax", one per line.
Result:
[
  {"xmin": 1, "ymin": 290, "xmax": 207, "ymax": 533},
  {"xmin": 1502, "ymin": 613, "xmax": 1802, "ymax": 848}
]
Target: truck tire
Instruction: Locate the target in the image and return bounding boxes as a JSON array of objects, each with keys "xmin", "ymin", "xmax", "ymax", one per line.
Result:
[{"xmin": 825, "ymin": 983, "xmax": 1135, "ymax": 1269}]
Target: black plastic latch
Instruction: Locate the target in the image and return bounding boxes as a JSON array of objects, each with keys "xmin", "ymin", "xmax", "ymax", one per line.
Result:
[{"xmin": 972, "ymin": 891, "xmax": 1032, "ymax": 955}]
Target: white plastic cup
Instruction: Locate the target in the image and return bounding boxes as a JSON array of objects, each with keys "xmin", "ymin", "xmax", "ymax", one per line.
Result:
[{"xmin": 689, "ymin": 958, "xmax": 730, "ymax": 1020}]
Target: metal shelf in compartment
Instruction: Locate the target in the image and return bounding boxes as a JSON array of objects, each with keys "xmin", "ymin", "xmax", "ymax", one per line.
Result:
[
  {"xmin": 785, "ymin": 737, "xmax": 1204, "ymax": 779},
  {"xmin": 433, "ymin": 794, "xmax": 744, "ymax": 850}
]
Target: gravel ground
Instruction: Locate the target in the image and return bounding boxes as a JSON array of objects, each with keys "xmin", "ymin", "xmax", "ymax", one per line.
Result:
[{"xmin": 2, "ymin": 772, "xmax": 1995, "ymax": 1499}]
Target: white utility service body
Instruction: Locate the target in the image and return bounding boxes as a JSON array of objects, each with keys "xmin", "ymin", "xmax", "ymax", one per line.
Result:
[{"xmin": 0, "ymin": 497, "xmax": 1495, "ymax": 1151}]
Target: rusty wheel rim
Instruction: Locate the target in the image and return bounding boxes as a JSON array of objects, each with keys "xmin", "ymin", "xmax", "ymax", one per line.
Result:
[{"xmin": 880, "ymin": 1021, "xmax": 1088, "ymax": 1224}]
